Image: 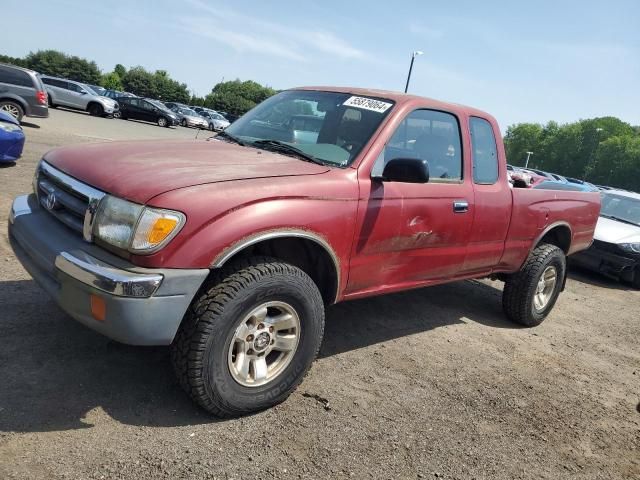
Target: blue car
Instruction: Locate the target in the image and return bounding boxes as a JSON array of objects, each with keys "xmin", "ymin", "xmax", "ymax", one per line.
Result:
[{"xmin": 0, "ymin": 110, "xmax": 25, "ymax": 162}]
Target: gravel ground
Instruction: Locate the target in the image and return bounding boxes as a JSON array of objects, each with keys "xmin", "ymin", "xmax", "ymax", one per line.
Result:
[{"xmin": 0, "ymin": 109, "xmax": 638, "ymax": 480}]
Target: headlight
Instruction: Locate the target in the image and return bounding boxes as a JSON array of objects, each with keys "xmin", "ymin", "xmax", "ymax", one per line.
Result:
[
  {"xmin": 93, "ymin": 195, "xmax": 185, "ymax": 253},
  {"xmin": 0, "ymin": 122, "xmax": 22, "ymax": 133},
  {"xmin": 619, "ymin": 243, "xmax": 640, "ymax": 254}
]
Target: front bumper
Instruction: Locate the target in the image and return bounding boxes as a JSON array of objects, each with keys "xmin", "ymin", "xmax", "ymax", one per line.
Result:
[
  {"xmin": 8, "ymin": 194, "xmax": 209, "ymax": 345},
  {"xmin": 0, "ymin": 131, "xmax": 25, "ymax": 162},
  {"xmin": 571, "ymin": 243, "xmax": 639, "ymax": 282},
  {"xmin": 102, "ymin": 103, "xmax": 119, "ymax": 115}
]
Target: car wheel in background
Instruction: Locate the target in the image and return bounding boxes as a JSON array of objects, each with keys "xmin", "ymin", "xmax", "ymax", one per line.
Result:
[
  {"xmin": 157, "ymin": 117, "xmax": 168, "ymax": 127},
  {"xmin": 113, "ymin": 111, "xmax": 121, "ymax": 119},
  {"xmin": 632, "ymin": 268, "xmax": 640, "ymax": 290},
  {"xmin": 0, "ymin": 101, "xmax": 24, "ymax": 122},
  {"xmin": 181, "ymin": 119, "xmax": 187, "ymax": 127},
  {"xmin": 88, "ymin": 103, "xmax": 104, "ymax": 117},
  {"xmin": 208, "ymin": 123, "xmax": 215, "ymax": 131},
  {"xmin": 502, "ymin": 243, "xmax": 566, "ymax": 327},
  {"xmin": 48, "ymin": 96, "xmax": 57, "ymax": 108}
]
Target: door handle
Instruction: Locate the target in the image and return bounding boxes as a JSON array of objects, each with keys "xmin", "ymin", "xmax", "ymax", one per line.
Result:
[{"xmin": 453, "ymin": 200, "xmax": 469, "ymax": 213}]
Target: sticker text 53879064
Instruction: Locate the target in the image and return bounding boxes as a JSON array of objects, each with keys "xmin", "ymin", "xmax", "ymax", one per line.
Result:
[{"xmin": 342, "ymin": 96, "xmax": 393, "ymax": 113}]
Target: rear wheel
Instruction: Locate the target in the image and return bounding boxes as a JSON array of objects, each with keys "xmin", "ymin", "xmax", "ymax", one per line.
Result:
[
  {"xmin": 48, "ymin": 96, "xmax": 57, "ymax": 108},
  {"xmin": 157, "ymin": 116, "xmax": 168, "ymax": 127},
  {"xmin": 88, "ymin": 103, "xmax": 104, "ymax": 117},
  {"xmin": 502, "ymin": 243, "xmax": 566, "ymax": 327},
  {"xmin": 181, "ymin": 118, "xmax": 187, "ymax": 127},
  {"xmin": 0, "ymin": 101, "xmax": 24, "ymax": 122},
  {"xmin": 171, "ymin": 257, "xmax": 325, "ymax": 417}
]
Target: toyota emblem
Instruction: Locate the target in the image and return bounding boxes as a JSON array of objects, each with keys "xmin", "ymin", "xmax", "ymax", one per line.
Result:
[{"xmin": 45, "ymin": 192, "xmax": 57, "ymax": 211}]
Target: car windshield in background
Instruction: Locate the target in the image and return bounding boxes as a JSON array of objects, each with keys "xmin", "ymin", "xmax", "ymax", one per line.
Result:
[
  {"xmin": 224, "ymin": 90, "xmax": 395, "ymax": 167},
  {"xmin": 181, "ymin": 108, "xmax": 198, "ymax": 116},
  {"xmin": 82, "ymin": 84, "xmax": 98, "ymax": 95},
  {"xmin": 600, "ymin": 193, "xmax": 640, "ymax": 226},
  {"xmin": 148, "ymin": 100, "xmax": 167, "ymax": 110}
]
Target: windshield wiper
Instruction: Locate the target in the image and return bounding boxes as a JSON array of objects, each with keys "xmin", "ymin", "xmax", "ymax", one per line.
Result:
[
  {"xmin": 600, "ymin": 214, "xmax": 640, "ymax": 227},
  {"xmin": 252, "ymin": 139, "xmax": 325, "ymax": 165},
  {"xmin": 215, "ymin": 130, "xmax": 246, "ymax": 146}
]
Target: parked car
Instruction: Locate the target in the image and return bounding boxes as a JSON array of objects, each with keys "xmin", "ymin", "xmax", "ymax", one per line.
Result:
[
  {"xmin": 0, "ymin": 63, "xmax": 49, "ymax": 122},
  {"xmin": 117, "ymin": 97, "xmax": 179, "ymax": 127},
  {"xmin": 42, "ymin": 76, "xmax": 119, "ymax": 117},
  {"xmin": 88, "ymin": 84, "xmax": 107, "ymax": 96},
  {"xmin": 571, "ymin": 189, "xmax": 640, "ymax": 288},
  {"xmin": 200, "ymin": 111, "xmax": 230, "ymax": 131},
  {"xmin": 103, "ymin": 89, "xmax": 136, "ymax": 100},
  {"xmin": 171, "ymin": 107, "xmax": 208, "ymax": 129},
  {"xmin": 9, "ymin": 86, "xmax": 600, "ymax": 417},
  {"xmin": 164, "ymin": 101, "xmax": 188, "ymax": 111},
  {"xmin": 0, "ymin": 110, "xmax": 25, "ymax": 162}
]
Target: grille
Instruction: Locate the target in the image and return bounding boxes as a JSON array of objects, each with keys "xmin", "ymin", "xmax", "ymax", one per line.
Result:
[{"xmin": 36, "ymin": 162, "xmax": 105, "ymax": 241}]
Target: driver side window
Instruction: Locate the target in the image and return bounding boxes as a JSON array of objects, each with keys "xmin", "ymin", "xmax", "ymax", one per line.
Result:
[{"xmin": 373, "ymin": 109, "xmax": 462, "ymax": 181}]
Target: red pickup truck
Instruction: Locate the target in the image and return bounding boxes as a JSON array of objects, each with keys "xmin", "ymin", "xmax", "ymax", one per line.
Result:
[{"xmin": 9, "ymin": 87, "xmax": 600, "ymax": 416}]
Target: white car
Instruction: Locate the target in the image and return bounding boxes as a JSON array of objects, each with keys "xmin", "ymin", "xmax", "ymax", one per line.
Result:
[
  {"xmin": 201, "ymin": 111, "xmax": 231, "ymax": 131},
  {"xmin": 41, "ymin": 76, "xmax": 119, "ymax": 117},
  {"xmin": 571, "ymin": 189, "xmax": 640, "ymax": 288}
]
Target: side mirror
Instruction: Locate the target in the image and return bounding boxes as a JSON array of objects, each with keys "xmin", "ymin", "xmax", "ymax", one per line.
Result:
[
  {"xmin": 79, "ymin": 91, "xmax": 87, "ymax": 95},
  {"xmin": 378, "ymin": 158, "xmax": 430, "ymax": 183}
]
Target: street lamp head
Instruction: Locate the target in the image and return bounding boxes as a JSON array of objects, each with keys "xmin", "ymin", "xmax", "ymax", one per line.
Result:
[{"xmin": 413, "ymin": 51, "xmax": 424, "ymax": 57}]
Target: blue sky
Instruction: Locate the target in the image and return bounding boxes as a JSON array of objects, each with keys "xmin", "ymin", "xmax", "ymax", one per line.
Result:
[{"xmin": 2, "ymin": 0, "xmax": 639, "ymax": 129}]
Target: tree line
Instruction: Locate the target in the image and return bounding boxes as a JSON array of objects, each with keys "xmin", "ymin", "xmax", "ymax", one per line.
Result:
[
  {"xmin": 504, "ymin": 117, "xmax": 640, "ymax": 191},
  {"xmin": 1, "ymin": 50, "xmax": 276, "ymax": 115}
]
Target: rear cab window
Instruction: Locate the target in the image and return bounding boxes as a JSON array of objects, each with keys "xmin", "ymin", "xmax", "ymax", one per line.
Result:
[{"xmin": 470, "ymin": 117, "xmax": 499, "ymax": 184}]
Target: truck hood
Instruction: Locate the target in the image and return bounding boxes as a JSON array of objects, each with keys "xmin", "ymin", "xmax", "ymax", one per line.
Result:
[
  {"xmin": 44, "ymin": 139, "xmax": 330, "ymax": 204},
  {"xmin": 594, "ymin": 216, "xmax": 640, "ymax": 244}
]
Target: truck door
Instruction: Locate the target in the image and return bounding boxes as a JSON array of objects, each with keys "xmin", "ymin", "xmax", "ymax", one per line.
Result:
[
  {"xmin": 347, "ymin": 108, "xmax": 474, "ymax": 294},
  {"xmin": 462, "ymin": 116, "xmax": 511, "ymax": 273}
]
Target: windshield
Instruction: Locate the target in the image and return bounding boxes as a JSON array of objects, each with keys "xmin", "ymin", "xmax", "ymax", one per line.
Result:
[
  {"xmin": 600, "ymin": 193, "xmax": 640, "ymax": 226},
  {"xmin": 180, "ymin": 108, "xmax": 198, "ymax": 116},
  {"xmin": 81, "ymin": 84, "xmax": 98, "ymax": 95},
  {"xmin": 224, "ymin": 90, "xmax": 395, "ymax": 167},
  {"xmin": 148, "ymin": 99, "xmax": 167, "ymax": 110}
]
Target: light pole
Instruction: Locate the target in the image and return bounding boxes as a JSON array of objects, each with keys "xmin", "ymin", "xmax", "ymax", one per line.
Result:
[
  {"xmin": 525, "ymin": 151, "xmax": 534, "ymax": 168},
  {"xmin": 584, "ymin": 128, "xmax": 603, "ymax": 180},
  {"xmin": 404, "ymin": 51, "xmax": 424, "ymax": 93}
]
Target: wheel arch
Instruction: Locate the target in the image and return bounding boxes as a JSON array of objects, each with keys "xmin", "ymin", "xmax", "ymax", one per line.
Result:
[
  {"xmin": 0, "ymin": 94, "xmax": 28, "ymax": 112},
  {"xmin": 210, "ymin": 230, "xmax": 340, "ymax": 305},
  {"xmin": 532, "ymin": 222, "xmax": 572, "ymax": 255},
  {"xmin": 86, "ymin": 101, "xmax": 103, "ymax": 113}
]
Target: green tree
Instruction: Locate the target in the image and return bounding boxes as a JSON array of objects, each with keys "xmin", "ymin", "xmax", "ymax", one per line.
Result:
[
  {"xmin": 24, "ymin": 50, "xmax": 101, "ymax": 84},
  {"xmin": 204, "ymin": 80, "xmax": 277, "ymax": 116},
  {"xmin": 0, "ymin": 54, "xmax": 27, "ymax": 67},
  {"xmin": 101, "ymin": 72, "xmax": 123, "ymax": 91},
  {"xmin": 114, "ymin": 63, "xmax": 127, "ymax": 79}
]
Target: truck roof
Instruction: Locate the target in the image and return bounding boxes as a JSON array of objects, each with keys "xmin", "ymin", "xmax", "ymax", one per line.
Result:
[{"xmin": 293, "ymin": 86, "xmax": 496, "ymax": 123}]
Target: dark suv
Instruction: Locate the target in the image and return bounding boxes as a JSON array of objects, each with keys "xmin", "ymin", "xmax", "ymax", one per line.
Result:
[{"xmin": 0, "ymin": 63, "xmax": 49, "ymax": 121}]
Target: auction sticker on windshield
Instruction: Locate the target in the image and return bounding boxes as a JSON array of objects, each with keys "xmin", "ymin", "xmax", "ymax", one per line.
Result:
[{"xmin": 343, "ymin": 96, "xmax": 393, "ymax": 113}]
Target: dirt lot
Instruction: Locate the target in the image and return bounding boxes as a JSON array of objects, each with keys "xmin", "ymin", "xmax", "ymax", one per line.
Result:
[{"xmin": 0, "ymin": 109, "xmax": 638, "ymax": 480}]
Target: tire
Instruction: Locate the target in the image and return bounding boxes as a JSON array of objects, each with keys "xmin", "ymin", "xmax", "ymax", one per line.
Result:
[
  {"xmin": 181, "ymin": 119, "xmax": 187, "ymax": 127},
  {"xmin": 502, "ymin": 243, "xmax": 566, "ymax": 327},
  {"xmin": 157, "ymin": 116, "xmax": 168, "ymax": 127},
  {"xmin": 632, "ymin": 268, "xmax": 640, "ymax": 290},
  {"xmin": 208, "ymin": 123, "xmax": 214, "ymax": 131},
  {"xmin": 48, "ymin": 96, "xmax": 57, "ymax": 108},
  {"xmin": 171, "ymin": 257, "xmax": 325, "ymax": 417},
  {"xmin": 88, "ymin": 103, "xmax": 103, "ymax": 117},
  {"xmin": 0, "ymin": 100, "xmax": 24, "ymax": 122}
]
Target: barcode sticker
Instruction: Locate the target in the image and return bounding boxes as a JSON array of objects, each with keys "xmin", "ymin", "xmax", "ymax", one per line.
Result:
[{"xmin": 342, "ymin": 96, "xmax": 393, "ymax": 113}]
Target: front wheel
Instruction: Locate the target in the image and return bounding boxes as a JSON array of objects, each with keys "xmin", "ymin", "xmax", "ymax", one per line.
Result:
[
  {"xmin": 502, "ymin": 243, "xmax": 566, "ymax": 327},
  {"xmin": 88, "ymin": 103, "xmax": 103, "ymax": 116},
  {"xmin": 157, "ymin": 116, "xmax": 168, "ymax": 127},
  {"xmin": 171, "ymin": 257, "xmax": 325, "ymax": 417},
  {"xmin": 181, "ymin": 119, "xmax": 187, "ymax": 127}
]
